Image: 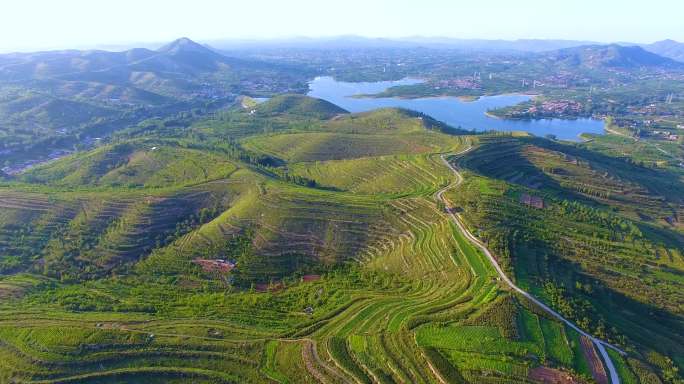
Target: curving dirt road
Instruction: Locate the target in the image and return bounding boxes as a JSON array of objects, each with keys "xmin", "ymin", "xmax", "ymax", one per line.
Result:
[{"xmin": 436, "ymin": 148, "xmax": 623, "ymax": 384}]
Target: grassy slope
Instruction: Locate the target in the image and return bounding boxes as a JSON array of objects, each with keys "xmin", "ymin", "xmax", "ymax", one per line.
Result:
[
  {"xmin": 0, "ymin": 98, "xmax": 672, "ymax": 382},
  {"xmin": 240, "ymin": 109, "xmax": 464, "ymax": 163},
  {"xmin": 289, "ymin": 154, "xmax": 451, "ymax": 196},
  {"xmin": 448, "ymin": 135, "xmax": 684, "ymax": 380},
  {"xmin": 255, "ymin": 94, "xmax": 349, "ymax": 119},
  {"xmin": 20, "ymin": 140, "xmax": 237, "ymax": 188}
]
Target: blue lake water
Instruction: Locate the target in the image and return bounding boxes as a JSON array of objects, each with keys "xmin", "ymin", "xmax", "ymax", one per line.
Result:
[{"xmin": 307, "ymin": 76, "xmax": 605, "ymax": 141}]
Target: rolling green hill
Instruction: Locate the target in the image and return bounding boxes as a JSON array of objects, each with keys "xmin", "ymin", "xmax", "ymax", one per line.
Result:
[
  {"xmin": 447, "ymin": 136, "xmax": 684, "ymax": 377},
  {"xmin": 20, "ymin": 141, "xmax": 237, "ymax": 188},
  {"xmin": 0, "ymin": 96, "xmax": 680, "ymax": 383},
  {"xmin": 255, "ymin": 94, "xmax": 348, "ymax": 119},
  {"xmin": 241, "ymin": 108, "xmax": 463, "ymax": 162},
  {"xmin": 289, "ymin": 154, "xmax": 451, "ymax": 196}
]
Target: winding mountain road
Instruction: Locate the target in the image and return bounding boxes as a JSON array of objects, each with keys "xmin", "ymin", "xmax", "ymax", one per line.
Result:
[{"xmin": 437, "ymin": 147, "xmax": 624, "ymax": 384}]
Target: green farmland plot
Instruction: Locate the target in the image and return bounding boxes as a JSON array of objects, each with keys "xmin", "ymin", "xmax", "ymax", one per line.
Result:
[{"xmin": 0, "ymin": 96, "xmax": 676, "ymax": 383}]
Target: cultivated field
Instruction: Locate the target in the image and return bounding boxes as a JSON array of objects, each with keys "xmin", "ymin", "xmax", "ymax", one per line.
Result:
[{"xmin": 0, "ymin": 97, "xmax": 674, "ymax": 382}]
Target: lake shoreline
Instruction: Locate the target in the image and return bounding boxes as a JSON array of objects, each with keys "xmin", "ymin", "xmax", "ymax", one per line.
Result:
[{"xmin": 308, "ymin": 77, "xmax": 605, "ymax": 142}]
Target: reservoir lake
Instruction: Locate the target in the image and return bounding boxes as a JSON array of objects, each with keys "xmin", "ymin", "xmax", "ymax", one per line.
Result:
[{"xmin": 308, "ymin": 76, "xmax": 605, "ymax": 141}]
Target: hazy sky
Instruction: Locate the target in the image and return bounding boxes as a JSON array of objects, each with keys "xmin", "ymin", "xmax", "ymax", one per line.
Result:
[{"xmin": 1, "ymin": 0, "xmax": 682, "ymax": 52}]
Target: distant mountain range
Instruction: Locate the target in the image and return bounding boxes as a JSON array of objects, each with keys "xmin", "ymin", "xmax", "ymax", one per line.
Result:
[
  {"xmin": 641, "ymin": 39, "xmax": 684, "ymax": 62},
  {"xmin": 0, "ymin": 37, "xmax": 296, "ymax": 87},
  {"xmin": 208, "ymin": 35, "xmax": 684, "ymax": 61},
  {"xmin": 208, "ymin": 36, "xmax": 601, "ymax": 53},
  {"xmin": 0, "ymin": 37, "xmax": 310, "ymax": 111},
  {"xmin": 544, "ymin": 44, "xmax": 684, "ymax": 69},
  {"xmin": 0, "ymin": 37, "xmax": 310, "ymax": 165},
  {"xmin": 5, "ymin": 36, "xmax": 683, "ymax": 61}
]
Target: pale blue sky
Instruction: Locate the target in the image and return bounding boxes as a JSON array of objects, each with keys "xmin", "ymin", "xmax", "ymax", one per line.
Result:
[{"xmin": 0, "ymin": 0, "xmax": 682, "ymax": 52}]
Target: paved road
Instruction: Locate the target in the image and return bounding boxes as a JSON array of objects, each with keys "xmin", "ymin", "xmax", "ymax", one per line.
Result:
[{"xmin": 437, "ymin": 148, "xmax": 623, "ymax": 384}]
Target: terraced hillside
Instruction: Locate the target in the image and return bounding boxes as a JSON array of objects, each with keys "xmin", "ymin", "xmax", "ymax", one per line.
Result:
[
  {"xmin": 448, "ymin": 136, "xmax": 684, "ymax": 381},
  {"xmin": 0, "ymin": 177, "xmax": 241, "ymax": 278},
  {"xmin": 241, "ymin": 109, "xmax": 462, "ymax": 163},
  {"xmin": 289, "ymin": 154, "xmax": 451, "ymax": 196},
  {"xmin": 20, "ymin": 141, "xmax": 238, "ymax": 188},
  {"xmin": 0, "ymin": 97, "xmax": 679, "ymax": 383}
]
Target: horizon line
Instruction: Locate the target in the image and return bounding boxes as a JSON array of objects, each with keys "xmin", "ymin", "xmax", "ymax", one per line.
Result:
[{"xmin": 0, "ymin": 34, "xmax": 679, "ymax": 54}]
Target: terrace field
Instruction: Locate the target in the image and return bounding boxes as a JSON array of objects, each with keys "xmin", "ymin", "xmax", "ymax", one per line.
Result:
[
  {"xmin": 447, "ymin": 136, "xmax": 684, "ymax": 380},
  {"xmin": 0, "ymin": 96, "xmax": 680, "ymax": 383},
  {"xmin": 288, "ymin": 154, "xmax": 451, "ymax": 196},
  {"xmin": 240, "ymin": 108, "xmax": 464, "ymax": 163},
  {"xmin": 20, "ymin": 140, "xmax": 238, "ymax": 188}
]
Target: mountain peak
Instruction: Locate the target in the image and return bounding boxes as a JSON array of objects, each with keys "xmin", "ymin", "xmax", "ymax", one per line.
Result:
[
  {"xmin": 648, "ymin": 39, "xmax": 682, "ymax": 49},
  {"xmin": 157, "ymin": 37, "xmax": 213, "ymax": 54},
  {"xmin": 655, "ymin": 39, "xmax": 679, "ymax": 44},
  {"xmin": 643, "ymin": 39, "xmax": 684, "ymax": 63}
]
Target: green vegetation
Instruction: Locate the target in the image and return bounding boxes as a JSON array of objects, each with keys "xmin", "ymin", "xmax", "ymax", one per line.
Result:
[
  {"xmin": 0, "ymin": 38, "xmax": 312, "ymax": 170},
  {"xmin": 288, "ymin": 154, "xmax": 450, "ymax": 196},
  {"xmin": 254, "ymin": 94, "xmax": 348, "ymax": 119},
  {"xmin": 20, "ymin": 140, "xmax": 238, "ymax": 188},
  {"xmin": 447, "ymin": 135, "xmax": 684, "ymax": 381},
  {"xmin": 0, "ymin": 91, "xmax": 681, "ymax": 383}
]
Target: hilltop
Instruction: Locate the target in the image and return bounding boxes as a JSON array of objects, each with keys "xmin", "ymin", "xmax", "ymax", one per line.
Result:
[
  {"xmin": 546, "ymin": 44, "xmax": 683, "ymax": 69},
  {"xmin": 255, "ymin": 94, "xmax": 349, "ymax": 119},
  {"xmin": 642, "ymin": 39, "xmax": 684, "ymax": 62},
  {"xmin": 0, "ymin": 37, "xmax": 260, "ymax": 80},
  {"xmin": 157, "ymin": 37, "xmax": 217, "ymax": 55},
  {"xmin": 0, "ymin": 104, "xmax": 465, "ymax": 278},
  {"xmin": 19, "ymin": 140, "xmax": 237, "ymax": 188}
]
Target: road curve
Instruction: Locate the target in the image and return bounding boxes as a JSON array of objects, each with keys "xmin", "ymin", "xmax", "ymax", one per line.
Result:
[{"xmin": 436, "ymin": 148, "xmax": 623, "ymax": 384}]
